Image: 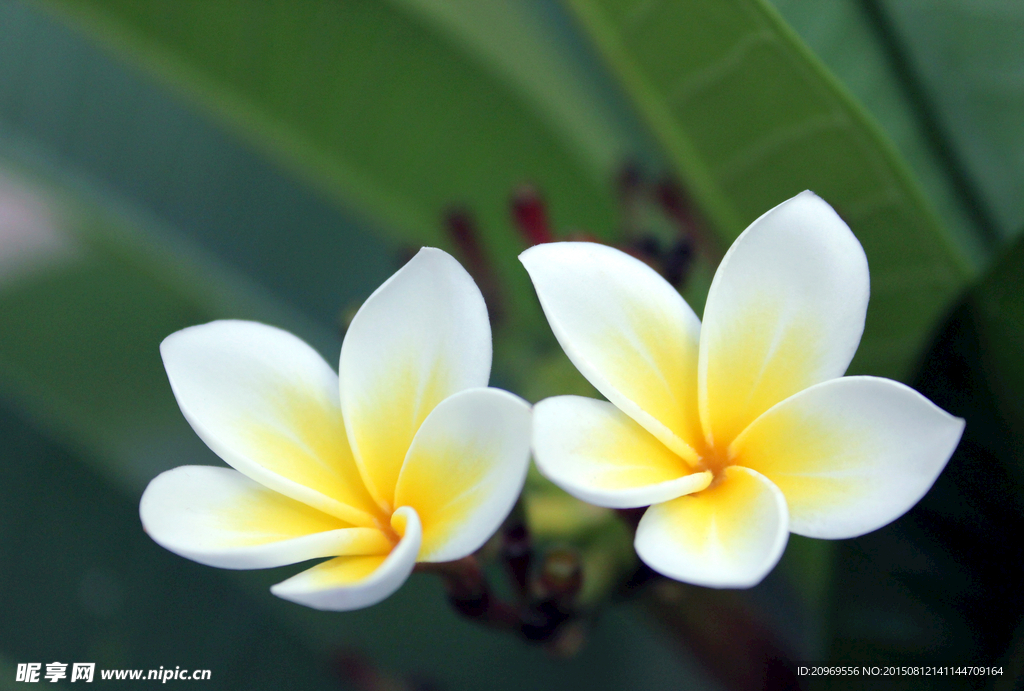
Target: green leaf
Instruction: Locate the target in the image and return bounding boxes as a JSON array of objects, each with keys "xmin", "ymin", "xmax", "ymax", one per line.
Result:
[
  {"xmin": 563, "ymin": 0, "xmax": 972, "ymax": 381},
  {"xmin": 879, "ymin": 0, "xmax": 1024, "ymax": 241},
  {"xmin": 33, "ymin": 0, "xmax": 651, "ymax": 339},
  {"xmin": 33, "ymin": 0, "xmax": 979, "ymax": 382},
  {"xmin": 768, "ymin": 0, "xmax": 991, "ymax": 266},
  {"xmin": 971, "ymin": 231, "xmax": 1024, "ymax": 468},
  {"xmin": 0, "ymin": 146, "xmax": 333, "ymax": 492},
  {"xmin": 392, "ymin": 0, "xmax": 662, "ymax": 175},
  {"xmin": 0, "ymin": 0, "xmax": 398, "ymax": 338}
]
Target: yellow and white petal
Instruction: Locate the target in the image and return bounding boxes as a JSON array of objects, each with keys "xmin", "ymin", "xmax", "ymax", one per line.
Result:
[
  {"xmin": 270, "ymin": 506, "xmax": 421, "ymax": 611},
  {"xmin": 731, "ymin": 376, "xmax": 964, "ymax": 539},
  {"xmin": 140, "ymin": 466, "xmax": 392, "ymax": 569},
  {"xmin": 161, "ymin": 321, "xmax": 380, "ymax": 527},
  {"xmin": 394, "ymin": 388, "xmax": 532, "ymax": 562},
  {"xmin": 635, "ymin": 467, "xmax": 789, "ymax": 588},
  {"xmin": 533, "ymin": 396, "xmax": 711, "ymax": 509},
  {"xmin": 520, "ymin": 242, "xmax": 703, "ymax": 462},
  {"xmin": 341, "ymin": 248, "xmax": 492, "ymax": 511},
  {"xmin": 699, "ymin": 191, "xmax": 870, "ymax": 449}
]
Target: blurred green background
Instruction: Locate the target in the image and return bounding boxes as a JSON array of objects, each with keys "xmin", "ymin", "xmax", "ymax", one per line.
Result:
[{"xmin": 1, "ymin": 1, "xmax": 1022, "ymax": 689}]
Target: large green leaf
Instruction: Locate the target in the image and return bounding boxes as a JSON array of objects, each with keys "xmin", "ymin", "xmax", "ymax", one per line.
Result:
[
  {"xmin": 33, "ymin": 0, "xmax": 653, "ymax": 339},
  {"xmin": 0, "ymin": 0, "xmax": 397, "ymax": 336},
  {"xmin": 769, "ymin": 0, "xmax": 990, "ymax": 266},
  {"xmin": 0, "ymin": 146, "xmax": 335, "ymax": 491},
  {"xmin": 564, "ymin": 0, "xmax": 972, "ymax": 381},
  {"xmin": 971, "ymin": 232, "xmax": 1024, "ymax": 474},
  {"xmin": 35, "ymin": 0, "xmax": 978, "ymax": 380},
  {"xmin": 880, "ymin": 0, "xmax": 1024, "ymax": 241},
  {"xmin": 394, "ymin": 0, "xmax": 662, "ymax": 174}
]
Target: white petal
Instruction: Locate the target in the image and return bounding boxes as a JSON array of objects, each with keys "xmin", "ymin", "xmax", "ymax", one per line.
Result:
[
  {"xmin": 394, "ymin": 388, "xmax": 531, "ymax": 562},
  {"xmin": 161, "ymin": 321, "xmax": 381, "ymax": 527},
  {"xmin": 699, "ymin": 191, "xmax": 870, "ymax": 449},
  {"xmin": 140, "ymin": 466, "xmax": 392, "ymax": 569},
  {"xmin": 533, "ymin": 396, "xmax": 710, "ymax": 508},
  {"xmin": 520, "ymin": 242, "xmax": 703, "ymax": 462},
  {"xmin": 635, "ymin": 467, "xmax": 789, "ymax": 588},
  {"xmin": 731, "ymin": 376, "xmax": 964, "ymax": 539},
  {"xmin": 341, "ymin": 248, "xmax": 492, "ymax": 511},
  {"xmin": 270, "ymin": 506, "xmax": 421, "ymax": 611}
]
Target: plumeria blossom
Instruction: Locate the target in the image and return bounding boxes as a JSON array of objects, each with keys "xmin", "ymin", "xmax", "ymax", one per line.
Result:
[
  {"xmin": 140, "ymin": 248, "xmax": 531, "ymax": 610},
  {"xmin": 522, "ymin": 191, "xmax": 964, "ymax": 588}
]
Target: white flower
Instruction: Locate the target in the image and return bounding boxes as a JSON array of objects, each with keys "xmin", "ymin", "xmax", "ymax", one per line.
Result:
[
  {"xmin": 521, "ymin": 191, "xmax": 964, "ymax": 588},
  {"xmin": 141, "ymin": 248, "xmax": 531, "ymax": 610}
]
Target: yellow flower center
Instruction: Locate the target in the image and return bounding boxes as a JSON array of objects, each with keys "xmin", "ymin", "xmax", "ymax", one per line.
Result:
[
  {"xmin": 370, "ymin": 510, "xmax": 402, "ymax": 547},
  {"xmin": 693, "ymin": 444, "xmax": 732, "ymax": 488}
]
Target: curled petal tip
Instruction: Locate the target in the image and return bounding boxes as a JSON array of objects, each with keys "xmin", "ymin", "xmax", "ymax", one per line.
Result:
[{"xmin": 270, "ymin": 508, "xmax": 422, "ymax": 612}]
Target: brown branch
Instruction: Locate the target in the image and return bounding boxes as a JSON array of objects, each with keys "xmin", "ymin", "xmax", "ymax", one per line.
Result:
[{"xmin": 415, "ymin": 557, "xmax": 518, "ymax": 630}]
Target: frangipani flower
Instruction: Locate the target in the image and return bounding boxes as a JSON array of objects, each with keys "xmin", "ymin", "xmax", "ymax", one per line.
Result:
[
  {"xmin": 522, "ymin": 192, "xmax": 964, "ymax": 588},
  {"xmin": 140, "ymin": 248, "xmax": 531, "ymax": 610}
]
